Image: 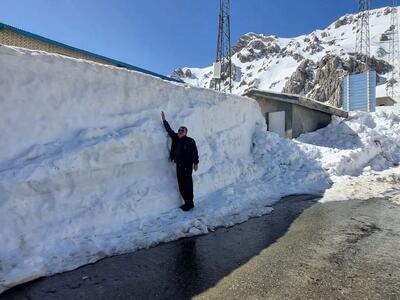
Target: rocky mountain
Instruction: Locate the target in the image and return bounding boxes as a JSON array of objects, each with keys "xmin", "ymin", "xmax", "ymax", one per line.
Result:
[{"xmin": 172, "ymin": 6, "xmax": 395, "ymax": 107}]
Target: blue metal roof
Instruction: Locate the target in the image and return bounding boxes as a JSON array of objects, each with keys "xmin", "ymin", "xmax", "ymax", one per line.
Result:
[{"xmin": 0, "ymin": 22, "xmax": 183, "ymax": 83}]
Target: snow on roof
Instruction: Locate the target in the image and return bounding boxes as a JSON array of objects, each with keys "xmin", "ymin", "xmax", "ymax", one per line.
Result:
[{"xmin": 244, "ymin": 89, "xmax": 348, "ymax": 118}]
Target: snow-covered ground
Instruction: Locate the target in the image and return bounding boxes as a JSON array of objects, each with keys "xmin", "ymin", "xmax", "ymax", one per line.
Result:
[
  {"xmin": 297, "ymin": 102, "xmax": 400, "ymax": 204},
  {"xmin": 320, "ymin": 166, "xmax": 400, "ymax": 204},
  {"xmin": 0, "ymin": 44, "xmax": 399, "ymax": 294},
  {"xmin": 316, "ymin": 104, "xmax": 400, "ymax": 205}
]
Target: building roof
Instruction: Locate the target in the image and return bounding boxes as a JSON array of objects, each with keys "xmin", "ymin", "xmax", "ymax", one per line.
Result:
[
  {"xmin": 376, "ymin": 95, "xmax": 397, "ymax": 105},
  {"xmin": 0, "ymin": 22, "xmax": 182, "ymax": 83},
  {"xmin": 376, "ymin": 95, "xmax": 396, "ymax": 100},
  {"xmin": 244, "ymin": 89, "xmax": 349, "ymax": 118}
]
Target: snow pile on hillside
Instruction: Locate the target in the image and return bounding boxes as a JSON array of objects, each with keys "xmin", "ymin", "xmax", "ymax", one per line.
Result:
[
  {"xmin": 173, "ymin": 6, "xmax": 395, "ymax": 106},
  {"xmin": 0, "ymin": 44, "xmax": 399, "ymax": 294}
]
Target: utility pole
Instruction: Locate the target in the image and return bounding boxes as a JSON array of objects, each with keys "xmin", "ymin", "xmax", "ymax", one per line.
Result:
[
  {"xmin": 355, "ymin": 0, "xmax": 371, "ymax": 71},
  {"xmin": 387, "ymin": 0, "xmax": 399, "ymax": 99},
  {"xmin": 213, "ymin": 0, "xmax": 232, "ymax": 93}
]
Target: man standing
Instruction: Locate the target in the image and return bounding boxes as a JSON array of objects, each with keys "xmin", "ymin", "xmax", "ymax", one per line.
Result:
[{"xmin": 161, "ymin": 111, "xmax": 199, "ymax": 211}]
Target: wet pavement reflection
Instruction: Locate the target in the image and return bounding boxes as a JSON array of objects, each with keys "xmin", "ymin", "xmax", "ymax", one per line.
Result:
[{"xmin": 1, "ymin": 194, "xmax": 318, "ymax": 300}]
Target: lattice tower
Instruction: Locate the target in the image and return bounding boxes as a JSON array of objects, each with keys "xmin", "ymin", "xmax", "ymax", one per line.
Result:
[
  {"xmin": 355, "ymin": 0, "xmax": 371, "ymax": 71},
  {"xmin": 214, "ymin": 0, "xmax": 232, "ymax": 93},
  {"xmin": 387, "ymin": 0, "xmax": 400, "ymax": 98}
]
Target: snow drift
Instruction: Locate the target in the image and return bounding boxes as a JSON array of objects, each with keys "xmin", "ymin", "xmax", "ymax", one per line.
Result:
[{"xmin": 0, "ymin": 45, "xmax": 331, "ymax": 293}]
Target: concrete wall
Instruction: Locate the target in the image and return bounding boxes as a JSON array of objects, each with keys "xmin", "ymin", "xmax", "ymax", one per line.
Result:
[
  {"xmin": 254, "ymin": 96, "xmax": 293, "ymax": 138},
  {"xmin": 0, "ymin": 29, "xmax": 110, "ymax": 65},
  {"xmin": 292, "ymin": 104, "xmax": 331, "ymax": 138},
  {"xmin": 253, "ymin": 96, "xmax": 332, "ymax": 139}
]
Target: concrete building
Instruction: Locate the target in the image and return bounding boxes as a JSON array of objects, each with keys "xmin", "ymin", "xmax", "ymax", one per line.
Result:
[
  {"xmin": 244, "ymin": 90, "xmax": 348, "ymax": 139},
  {"xmin": 0, "ymin": 22, "xmax": 180, "ymax": 83},
  {"xmin": 376, "ymin": 95, "xmax": 396, "ymax": 106}
]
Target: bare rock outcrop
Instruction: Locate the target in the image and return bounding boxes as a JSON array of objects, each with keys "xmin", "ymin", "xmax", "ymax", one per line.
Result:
[
  {"xmin": 282, "ymin": 59, "xmax": 315, "ymax": 95},
  {"xmin": 171, "ymin": 68, "xmax": 196, "ymax": 80},
  {"xmin": 283, "ymin": 54, "xmax": 392, "ymax": 107},
  {"xmin": 334, "ymin": 15, "xmax": 354, "ymax": 28},
  {"xmin": 231, "ymin": 33, "xmax": 276, "ymax": 55},
  {"xmin": 237, "ymin": 42, "xmax": 281, "ymax": 63}
]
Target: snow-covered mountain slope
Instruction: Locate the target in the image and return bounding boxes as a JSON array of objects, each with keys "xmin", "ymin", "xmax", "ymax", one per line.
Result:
[{"xmin": 172, "ymin": 6, "xmax": 395, "ymax": 107}]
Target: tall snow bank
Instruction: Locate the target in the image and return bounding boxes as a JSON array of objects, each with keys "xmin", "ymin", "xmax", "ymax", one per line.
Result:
[{"xmin": 0, "ymin": 45, "xmax": 330, "ymax": 293}]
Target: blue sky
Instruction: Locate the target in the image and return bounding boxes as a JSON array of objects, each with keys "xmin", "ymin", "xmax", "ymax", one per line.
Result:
[{"xmin": 0, "ymin": 0, "xmax": 390, "ymax": 75}]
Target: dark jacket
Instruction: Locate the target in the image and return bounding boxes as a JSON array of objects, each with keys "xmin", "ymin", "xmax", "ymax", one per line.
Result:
[{"xmin": 163, "ymin": 120, "xmax": 199, "ymax": 166}]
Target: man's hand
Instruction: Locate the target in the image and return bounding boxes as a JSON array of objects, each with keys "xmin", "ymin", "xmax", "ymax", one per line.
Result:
[
  {"xmin": 161, "ymin": 111, "xmax": 166, "ymax": 121},
  {"xmin": 193, "ymin": 164, "xmax": 198, "ymax": 172}
]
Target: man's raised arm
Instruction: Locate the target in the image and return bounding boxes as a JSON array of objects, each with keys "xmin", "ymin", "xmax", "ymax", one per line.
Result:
[{"xmin": 161, "ymin": 111, "xmax": 176, "ymax": 139}]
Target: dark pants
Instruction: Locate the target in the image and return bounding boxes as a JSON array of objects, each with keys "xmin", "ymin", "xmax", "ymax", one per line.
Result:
[{"xmin": 176, "ymin": 164, "xmax": 194, "ymax": 206}]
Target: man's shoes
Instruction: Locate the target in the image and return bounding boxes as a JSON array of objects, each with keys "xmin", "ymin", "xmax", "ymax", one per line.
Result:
[{"xmin": 180, "ymin": 204, "xmax": 194, "ymax": 212}]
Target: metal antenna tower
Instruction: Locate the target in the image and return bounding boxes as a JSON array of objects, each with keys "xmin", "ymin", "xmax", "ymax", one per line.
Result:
[
  {"xmin": 387, "ymin": 0, "xmax": 400, "ymax": 98},
  {"xmin": 213, "ymin": 0, "xmax": 232, "ymax": 93},
  {"xmin": 355, "ymin": 0, "xmax": 371, "ymax": 70}
]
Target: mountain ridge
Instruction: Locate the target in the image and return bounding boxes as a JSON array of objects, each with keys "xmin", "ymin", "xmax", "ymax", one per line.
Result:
[{"xmin": 172, "ymin": 6, "xmax": 395, "ymax": 107}]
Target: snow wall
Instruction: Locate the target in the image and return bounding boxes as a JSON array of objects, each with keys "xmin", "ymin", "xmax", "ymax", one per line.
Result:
[{"xmin": 0, "ymin": 45, "xmax": 331, "ymax": 293}]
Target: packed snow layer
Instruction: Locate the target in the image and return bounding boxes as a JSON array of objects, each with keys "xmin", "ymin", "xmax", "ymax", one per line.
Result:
[{"xmin": 0, "ymin": 45, "xmax": 331, "ymax": 293}]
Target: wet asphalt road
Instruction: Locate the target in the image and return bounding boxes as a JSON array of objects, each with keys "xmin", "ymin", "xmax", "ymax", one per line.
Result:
[
  {"xmin": 1, "ymin": 194, "xmax": 317, "ymax": 300},
  {"xmin": 2, "ymin": 194, "xmax": 400, "ymax": 300},
  {"xmin": 196, "ymin": 197, "xmax": 400, "ymax": 300}
]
